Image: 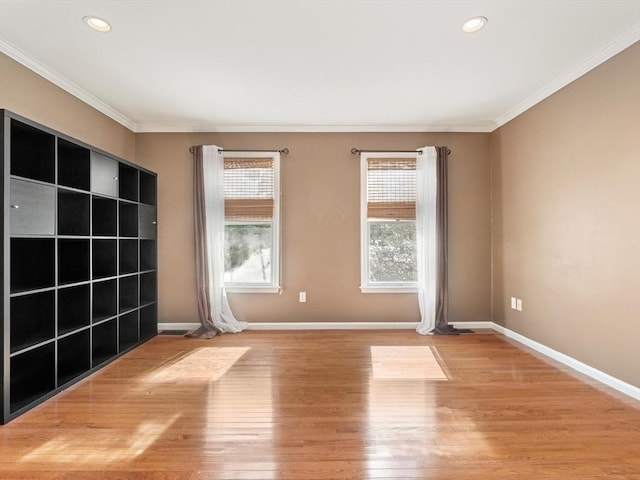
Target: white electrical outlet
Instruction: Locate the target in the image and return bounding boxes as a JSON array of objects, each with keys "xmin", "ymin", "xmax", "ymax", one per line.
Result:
[
  {"xmin": 516, "ymin": 298, "xmax": 522, "ymax": 311},
  {"xmin": 510, "ymin": 297, "xmax": 517, "ymax": 310},
  {"xmin": 299, "ymin": 292, "xmax": 306, "ymax": 303}
]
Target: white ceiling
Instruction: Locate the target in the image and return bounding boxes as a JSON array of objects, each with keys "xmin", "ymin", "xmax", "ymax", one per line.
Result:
[{"xmin": 0, "ymin": 1, "xmax": 639, "ymax": 133}]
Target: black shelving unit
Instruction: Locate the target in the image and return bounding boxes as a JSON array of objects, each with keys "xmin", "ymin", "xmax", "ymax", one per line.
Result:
[{"xmin": 1, "ymin": 110, "xmax": 158, "ymax": 424}]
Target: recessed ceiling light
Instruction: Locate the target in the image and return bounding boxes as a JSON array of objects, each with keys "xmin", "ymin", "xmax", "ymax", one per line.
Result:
[
  {"xmin": 83, "ymin": 15, "xmax": 111, "ymax": 33},
  {"xmin": 462, "ymin": 16, "xmax": 488, "ymax": 33}
]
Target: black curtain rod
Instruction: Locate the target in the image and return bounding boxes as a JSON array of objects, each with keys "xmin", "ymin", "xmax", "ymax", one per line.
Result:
[
  {"xmin": 219, "ymin": 148, "xmax": 289, "ymax": 155},
  {"xmin": 351, "ymin": 147, "xmax": 452, "ymax": 155},
  {"xmin": 189, "ymin": 146, "xmax": 289, "ymax": 154}
]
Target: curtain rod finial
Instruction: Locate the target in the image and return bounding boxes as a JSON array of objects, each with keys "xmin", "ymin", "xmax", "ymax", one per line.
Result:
[
  {"xmin": 351, "ymin": 148, "xmax": 359, "ymax": 154},
  {"xmin": 281, "ymin": 148, "xmax": 290, "ymax": 155}
]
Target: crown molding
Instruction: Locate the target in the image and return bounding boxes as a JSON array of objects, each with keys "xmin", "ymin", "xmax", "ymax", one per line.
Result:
[
  {"xmin": 0, "ymin": 36, "xmax": 138, "ymax": 132},
  {"xmin": 3, "ymin": 22, "xmax": 638, "ymax": 135},
  {"xmin": 494, "ymin": 23, "xmax": 640, "ymax": 129},
  {"xmin": 135, "ymin": 123, "xmax": 496, "ymax": 133}
]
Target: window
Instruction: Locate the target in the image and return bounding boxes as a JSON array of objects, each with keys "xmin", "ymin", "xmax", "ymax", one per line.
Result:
[
  {"xmin": 223, "ymin": 152, "xmax": 280, "ymax": 292},
  {"xmin": 361, "ymin": 153, "xmax": 418, "ymax": 292}
]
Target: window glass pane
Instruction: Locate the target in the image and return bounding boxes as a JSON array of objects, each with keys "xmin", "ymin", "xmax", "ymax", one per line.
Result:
[
  {"xmin": 224, "ymin": 224, "xmax": 272, "ymax": 284},
  {"xmin": 368, "ymin": 221, "xmax": 417, "ymax": 283}
]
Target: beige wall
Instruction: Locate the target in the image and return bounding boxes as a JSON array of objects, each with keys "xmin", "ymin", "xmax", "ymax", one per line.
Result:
[
  {"xmin": 136, "ymin": 132, "xmax": 492, "ymax": 325},
  {"xmin": 0, "ymin": 52, "xmax": 135, "ymax": 161},
  {"xmin": 491, "ymin": 42, "xmax": 640, "ymax": 386}
]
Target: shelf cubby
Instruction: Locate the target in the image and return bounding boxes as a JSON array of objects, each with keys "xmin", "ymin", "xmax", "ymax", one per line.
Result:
[
  {"xmin": 10, "ymin": 291, "xmax": 55, "ymax": 353},
  {"xmin": 92, "ymin": 197, "xmax": 117, "ymax": 237},
  {"xmin": 92, "ymin": 239, "xmax": 117, "ymax": 279},
  {"xmin": 119, "ymin": 239, "xmax": 138, "ymax": 275},
  {"xmin": 92, "ymin": 279, "xmax": 117, "ymax": 322},
  {"xmin": 10, "ymin": 238, "xmax": 55, "ymax": 293},
  {"xmin": 119, "ymin": 311, "xmax": 139, "ymax": 352},
  {"xmin": 119, "ymin": 202, "xmax": 138, "ymax": 237},
  {"xmin": 90, "ymin": 152, "xmax": 118, "ymax": 198},
  {"xmin": 140, "ymin": 304, "xmax": 158, "ymax": 341},
  {"xmin": 58, "ymin": 138, "xmax": 90, "ymax": 191},
  {"xmin": 10, "ymin": 179, "xmax": 56, "ymax": 236},
  {"xmin": 140, "ymin": 272, "xmax": 157, "ymax": 305},
  {"xmin": 10, "ymin": 343, "xmax": 56, "ymax": 413},
  {"xmin": 140, "ymin": 240, "xmax": 157, "ymax": 271},
  {"xmin": 119, "ymin": 275, "xmax": 139, "ymax": 313},
  {"xmin": 139, "ymin": 171, "xmax": 157, "ymax": 205},
  {"xmin": 10, "ymin": 119, "xmax": 55, "ymax": 184},
  {"xmin": 58, "ymin": 239, "xmax": 90, "ymax": 285},
  {"xmin": 92, "ymin": 319, "xmax": 118, "ymax": 367},
  {"xmin": 58, "ymin": 284, "xmax": 91, "ymax": 334},
  {"xmin": 58, "ymin": 190, "xmax": 90, "ymax": 236},
  {"xmin": 118, "ymin": 163, "xmax": 139, "ymax": 202},
  {"xmin": 57, "ymin": 330, "xmax": 91, "ymax": 386},
  {"xmin": 138, "ymin": 205, "xmax": 157, "ymax": 239}
]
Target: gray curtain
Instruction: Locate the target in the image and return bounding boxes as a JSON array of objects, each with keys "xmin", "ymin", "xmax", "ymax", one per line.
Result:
[
  {"xmin": 185, "ymin": 145, "xmax": 219, "ymax": 339},
  {"xmin": 434, "ymin": 146, "xmax": 456, "ymax": 335}
]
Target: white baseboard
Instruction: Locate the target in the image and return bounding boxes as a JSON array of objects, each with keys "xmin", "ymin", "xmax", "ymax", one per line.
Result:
[
  {"xmin": 450, "ymin": 321, "xmax": 494, "ymax": 330},
  {"xmin": 247, "ymin": 321, "xmax": 419, "ymax": 330},
  {"xmin": 157, "ymin": 320, "xmax": 639, "ymax": 400},
  {"xmin": 158, "ymin": 322, "xmax": 419, "ymax": 331},
  {"xmin": 491, "ymin": 323, "xmax": 640, "ymax": 401},
  {"xmin": 159, "ymin": 323, "xmax": 199, "ymax": 331}
]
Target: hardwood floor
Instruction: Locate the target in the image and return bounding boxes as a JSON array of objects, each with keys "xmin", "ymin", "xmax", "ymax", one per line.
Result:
[{"xmin": 1, "ymin": 330, "xmax": 638, "ymax": 479}]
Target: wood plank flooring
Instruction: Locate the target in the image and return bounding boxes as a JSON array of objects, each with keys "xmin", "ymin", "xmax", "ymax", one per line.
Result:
[{"xmin": 1, "ymin": 330, "xmax": 638, "ymax": 479}]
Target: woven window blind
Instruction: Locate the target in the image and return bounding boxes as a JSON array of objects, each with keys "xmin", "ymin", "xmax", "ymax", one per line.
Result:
[
  {"xmin": 367, "ymin": 157, "xmax": 416, "ymax": 220},
  {"xmin": 224, "ymin": 157, "xmax": 274, "ymax": 220}
]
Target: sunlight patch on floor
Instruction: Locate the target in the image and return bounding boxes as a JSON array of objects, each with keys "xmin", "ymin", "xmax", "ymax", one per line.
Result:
[
  {"xmin": 144, "ymin": 346, "xmax": 250, "ymax": 383},
  {"xmin": 21, "ymin": 413, "xmax": 181, "ymax": 464},
  {"xmin": 370, "ymin": 346, "xmax": 448, "ymax": 380}
]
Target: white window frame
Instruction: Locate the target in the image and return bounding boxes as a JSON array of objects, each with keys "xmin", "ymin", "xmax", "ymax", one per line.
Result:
[
  {"xmin": 360, "ymin": 152, "xmax": 419, "ymax": 293},
  {"xmin": 223, "ymin": 151, "xmax": 280, "ymax": 294}
]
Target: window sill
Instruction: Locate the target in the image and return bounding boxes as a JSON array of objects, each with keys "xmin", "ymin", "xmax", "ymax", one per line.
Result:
[
  {"xmin": 360, "ymin": 286, "xmax": 419, "ymax": 294},
  {"xmin": 225, "ymin": 286, "xmax": 281, "ymax": 294}
]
